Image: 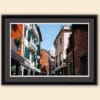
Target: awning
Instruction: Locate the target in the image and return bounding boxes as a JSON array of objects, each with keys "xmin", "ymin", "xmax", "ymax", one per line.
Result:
[
  {"xmin": 53, "ymin": 66, "xmax": 66, "ymax": 72},
  {"xmin": 11, "ymin": 50, "xmax": 41, "ymax": 73},
  {"xmin": 11, "ymin": 50, "xmax": 24, "ymax": 64},
  {"xmin": 22, "ymin": 60, "xmax": 41, "ymax": 73}
]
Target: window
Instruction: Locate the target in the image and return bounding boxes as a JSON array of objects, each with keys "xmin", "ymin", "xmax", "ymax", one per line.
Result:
[
  {"xmin": 28, "ymin": 30, "xmax": 31, "ymax": 41},
  {"xmin": 31, "ymin": 53, "xmax": 36, "ymax": 62},
  {"xmin": 37, "ymin": 60, "xmax": 40, "ymax": 69},
  {"xmin": 37, "ymin": 45, "xmax": 40, "ymax": 55},
  {"xmin": 59, "ymin": 52, "xmax": 63, "ymax": 66},
  {"xmin": 24, "ymin": 47, "xmax": 30, "ymax": 59},
  {"xmin": 34, "ymin": 37, "xmax": 37, "ymax": 44}
]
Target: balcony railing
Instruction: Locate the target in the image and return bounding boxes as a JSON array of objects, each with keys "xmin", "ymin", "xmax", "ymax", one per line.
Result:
[
  {"xmin": 29, "ymin": 27, "xmax": 39, "ymax": 39},
  {"xmin": 28, "ymin": 40, "xmax": 37, "ymax": 52}
]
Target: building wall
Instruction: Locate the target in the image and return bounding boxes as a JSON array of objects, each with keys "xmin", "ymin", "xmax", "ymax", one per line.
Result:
[
  {"xmin": 63, "ymin": 31, "xmax": 72, "ymax": 59},
  {"xmin": 55, "ymin": 27, "xmax": 71, "ymax": 68},
  {"xmin": 11, "ymin": 24, "xmax": 42, "ymax": 75},
  {"xmin": 23, "ymin": 24, "xmax": 41, "ymax": 74},
  {"xmin": 74, "ymin": 29, "xmax": 80, "ymax": 74},
  {"xmin": 40, "ymin": 50, "xmax": 49, "ymax": 68},
  {"xmin": 49, "ymin": 56, "xmax": 56, "ymax": 75},
  {"xmin": 11, "ymin": 24, "xmax": 24, "ymax": 76},
  {"xmin": 11, "ymin": 24, "xmax": 23, "ymax": 56},
  {"xmin": 67, "ymin": 49, "xmax": 73, "ymax": 75},
  {"xmin": 55, "ymin": 31, "xmax": 63, "ymax": 67},
  {"xmin": 40, "ymin": 50, "xmax": 49, "ymax": 75},
  {"xmin": 74, "ymin": 29, "xmax": 88, "ymax": 75},
  {"xmin": 23, "ymin": 24, "xmax": 37, "ymax": 67},
  {"xmin": 66, "ymin": 25, "xmax": 88, "ymax": 75}
]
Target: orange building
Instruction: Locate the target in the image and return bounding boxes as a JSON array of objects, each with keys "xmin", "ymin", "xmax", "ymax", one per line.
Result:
[
  {"xmin": 40, "ymin": 49, "xmax": 50, "ymax": 75},
  {"xmin": 11, "ymin": 24, "xmax": 24, "ymax": 75},
  {"xmin": 11, "ymin": 24, "xmax": 23, "ymax": 56}
]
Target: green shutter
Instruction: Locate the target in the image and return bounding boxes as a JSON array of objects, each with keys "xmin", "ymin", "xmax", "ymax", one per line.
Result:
[
  {"xmin": 37, "ymin": 60, "xmax": 40, "ymax": 69},
  {"xmin": 37, "ymin": 45, "xmax": 40, "ymax": 55},
  {"xmin": 28, "ymin": 30, "xmax": 31, "ymax": 41},
  {"xmin": 31, "ymin": 53, "xmax": 36, "ymax": 62},
  {"xmin": 24, "ymin": 47, "xmax": 29, "ymax": 59}
]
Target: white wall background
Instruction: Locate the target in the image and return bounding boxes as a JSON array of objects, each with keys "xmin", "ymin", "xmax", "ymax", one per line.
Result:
[{"xmin": 0, "ymin": 0, "xmax": 99, "ymax": 100}]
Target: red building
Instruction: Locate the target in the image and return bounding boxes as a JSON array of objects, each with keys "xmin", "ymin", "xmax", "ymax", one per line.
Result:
[{"xmin": 66, "ymin": 24, "xmax": 88, "ymax": 75}]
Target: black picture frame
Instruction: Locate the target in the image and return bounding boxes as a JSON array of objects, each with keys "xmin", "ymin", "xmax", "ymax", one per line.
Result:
[{"xmin": 2, "ymin": 15, "xmax": 97, "ymax": 85}]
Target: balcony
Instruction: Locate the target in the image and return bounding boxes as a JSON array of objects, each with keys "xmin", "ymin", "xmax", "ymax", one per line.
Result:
[
  {"xmin": 37, "ymin": 55, "xmax": 40, "ymax": 59},
  {"xmin": 29, "ymin": 27, "xmax": 39, "ymax": 39},
  {"xmin": 28, "ymin": 40, "xmax": 37, "ymax": 52},
  {"xmin": 30, "ymin": 62, "xmax": 41, "ymax": 73}
]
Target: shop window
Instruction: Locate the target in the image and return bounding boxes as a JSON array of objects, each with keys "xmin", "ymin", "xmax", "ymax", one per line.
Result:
[
  {"xmin": 80, "ymin": 54, "xmax": 88, "ymax": 75},
  {"xmin": 30, "ymin": 70, "xmax": 33, "ymax": 75},
  {"xmin": 11, "ymin": 61, "xmax": 22, "ymax": 75},
  {"xmin": 23, "ymin": 69, "xmax": 28, "ymax": 75}
]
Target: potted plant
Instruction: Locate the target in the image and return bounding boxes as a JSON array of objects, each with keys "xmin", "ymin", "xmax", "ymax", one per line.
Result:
[{"xmin": 14, "ymin": 38, "xmax": 21, "ymax": 49}]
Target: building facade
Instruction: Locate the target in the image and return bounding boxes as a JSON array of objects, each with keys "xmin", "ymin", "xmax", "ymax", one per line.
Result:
[
  {"xmin": 66, "ymin": 34, "xmax": 74, "ymax": 75},
  {"xmin": 49, "ymin": 56, "xmax": 56, "ymax": 75},
  {"xmin": 40, "ymin": 49, "xmax": 50, "ymax": 75},
  {"xmin": 40, "ymin": 49, "xmax": 56, "ymax": 75},
  {"xmin": 11, "ymin": 24, "xmax": 42, "ymax": 76},
  {"xmin": 11, "ymin": 24, "xmax": 24, "ymax": 75},
  {"xmin": 54, "ymin": 26, "xmax": 72, "ymax": 75},
  {"xmin": 66, "ymin": 24, "xmax": 88, "ymax": 75}
]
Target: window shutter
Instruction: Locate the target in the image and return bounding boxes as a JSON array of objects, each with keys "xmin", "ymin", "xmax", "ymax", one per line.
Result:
[
  {"xmin": 32, "ymin": 53, "xmax": 36, "ymax": 62},
  {"xmin": 28, "ymin": 30, "xmax": 31, "ymax": 41},
  {"xmin": 24, "ymin": 47, "xmax": 29, "ymax": 59}
]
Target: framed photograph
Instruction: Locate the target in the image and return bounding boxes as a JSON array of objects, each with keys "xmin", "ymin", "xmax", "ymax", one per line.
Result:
[{"xmin": 2, "ymin": 15, "xmax": 97, "ymax": 85}]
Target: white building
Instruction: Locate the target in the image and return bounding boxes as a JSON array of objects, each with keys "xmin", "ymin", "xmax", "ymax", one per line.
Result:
[
  {"xmin": 11, "ymin": 24, "xmax": 42, "ymax": 76},
  {"xmin": 23, "ymin": 24, "xmax": 42, "ymax": 75},
  {"xmin": 54, "ymin": 26, "xmax": 72, "ymax": 75}
]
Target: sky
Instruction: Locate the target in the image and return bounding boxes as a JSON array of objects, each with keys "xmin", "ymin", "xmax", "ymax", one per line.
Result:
[{"xmin": 38, "ymin": 23, "xmax": 71, "ymax": 56}]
